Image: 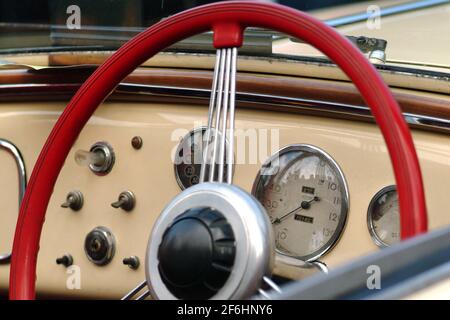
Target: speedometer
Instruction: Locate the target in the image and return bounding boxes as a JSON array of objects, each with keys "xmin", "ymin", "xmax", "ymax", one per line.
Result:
[{"xmin": 252, "ymin": 144, "xmax": 349, "ymax": 261}]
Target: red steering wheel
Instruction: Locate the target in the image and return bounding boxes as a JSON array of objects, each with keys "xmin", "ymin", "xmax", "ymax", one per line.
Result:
[{"xmin": 9, "ymin": 1, "xmax": 427, "ymax": 299}]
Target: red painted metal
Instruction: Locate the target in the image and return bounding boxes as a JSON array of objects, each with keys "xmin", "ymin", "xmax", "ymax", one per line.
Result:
[
  {"xmin": 213, "ymin": 22, "xmax": 244, "ymax": 48},
  {"xmin": 9, "ymin": 1, "xmax": 428, "ymax": 299}
]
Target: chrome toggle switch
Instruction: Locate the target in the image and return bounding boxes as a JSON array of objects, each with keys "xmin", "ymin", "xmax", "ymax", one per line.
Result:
[
  {"xmin": 75, "ymin": 141, "xmax": 115, "ymax": 175},
  {"xmin": 111, "ymin": 191, "xmax": 136, "ymax": 212},
  {"xmin": 61, "ymin": 190, "xmax": 84, "ymax": 211}
]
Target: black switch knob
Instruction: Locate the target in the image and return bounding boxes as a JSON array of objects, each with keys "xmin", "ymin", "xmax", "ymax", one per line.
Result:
[
  {"xmin": 61, "ymin": 190, "xmax": 84, "ymax": 211},
  {"xmin": 123, "ymin": 256, "xmax": 140, "ymax": 270},
  {"xmin": 56, "ymin": 254, "xmax": 73, "ymax": 267},
  {"xmin": 111, "ymin": 191, "xmax": 135, "ymax": 211},
  {"xmin": 158, "ymin": 207, "xmax": 236, "ymax": 299}
]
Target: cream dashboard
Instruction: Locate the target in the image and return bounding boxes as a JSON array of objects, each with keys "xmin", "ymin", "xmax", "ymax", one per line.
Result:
[
  {"xmin": 0, "ymin": 56, "xmax": 450, "ymax": 298},
  {"xmin": 1, "ymin": 97, "xmax": 450, "ymax": 298}
]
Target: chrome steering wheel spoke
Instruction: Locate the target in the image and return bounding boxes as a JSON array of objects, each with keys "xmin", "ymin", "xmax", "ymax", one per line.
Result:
[
  {"xmin": 121, "ymin": 280, "xmax": 151, "ymax": 300},
  {"xmin": 200, "ymin": 47, "xmax": 238, "ymax": 185}
]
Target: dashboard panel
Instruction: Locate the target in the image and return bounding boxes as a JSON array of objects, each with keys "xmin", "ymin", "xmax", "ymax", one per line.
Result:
[{"xmin": 1, "ymin": 100, "xmax": 450, "ymax": 298}]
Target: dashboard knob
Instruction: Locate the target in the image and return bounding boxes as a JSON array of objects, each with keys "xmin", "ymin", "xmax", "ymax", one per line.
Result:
[
  {"xmin": 123, "ymin": 256, "xmax": 140, "ymax": 270},
  {"xmin": 84, "ymin": 227, "xmax": 116, "ymax": 266},
  {"xmin": 157, "ymin": 207, "xmax": 236, "ymax": 299},
  {"xmin": 111, "ymin": 191, "xmax": 136, "ymax": 211},
  {"xmin": 56, "ymin": 254, "xmax": 73, "ymax": 267},
  {"xmin": 61, "ymin": 190, "xmax": 84, "ymax": 211},
  {"xmin": 75, "ymin": 141, "xmax": 115, "ymax": 175},
  {"xmin": 74, "ymin": 149, "xmax": 105, "ymax": 167}
]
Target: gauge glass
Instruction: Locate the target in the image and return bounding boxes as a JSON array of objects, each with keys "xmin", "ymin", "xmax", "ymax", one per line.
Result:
[
  {"xmin": 252, "ymin": 144, "xmax": 349, "ymax": 261},
  {"xmin": 174, "ymin": 127, "xmax": 228, "ymax": 190},
  {"xmin": 367, "ymin": 186, "xmax": 400, "ymax": 247}
]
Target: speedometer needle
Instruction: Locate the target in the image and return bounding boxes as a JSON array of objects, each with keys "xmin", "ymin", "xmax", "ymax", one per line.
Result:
[{"xmin": 273, "ymin": 196, "xmax": 319, "ymax": 225}]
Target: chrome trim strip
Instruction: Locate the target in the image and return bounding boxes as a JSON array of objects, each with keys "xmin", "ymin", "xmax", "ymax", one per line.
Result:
[
  {"xmin": 115, "ymin": 83, "xmax": 450, "ymax": 134},
  {"xmin": 0, "ymin": 139, "xmax": 27, "ymax": 264},
  {"xmin": 0, "ymin": 82, "xmax": 449, "ymax": 134},
  {"xmin": 326, "ymin": 0, "xmax": 450, "ymax": 27}
]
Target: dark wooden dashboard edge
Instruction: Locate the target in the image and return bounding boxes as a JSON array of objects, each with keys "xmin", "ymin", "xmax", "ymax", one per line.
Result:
[{"xmin": 0, "ymin": 67, "xmax": 449, "ymax": 122}]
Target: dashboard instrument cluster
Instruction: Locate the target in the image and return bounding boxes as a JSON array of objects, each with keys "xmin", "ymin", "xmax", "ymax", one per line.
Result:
[
  {"xmin": 174, "ymin": 135, "xmax": 402, "ymax": 265},
  {"xmin": 3, "ymin": 100, "xmax": 438, "ymax": 299}
]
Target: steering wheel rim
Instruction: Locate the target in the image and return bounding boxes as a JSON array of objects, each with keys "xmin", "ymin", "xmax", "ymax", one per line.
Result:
[{"xmin": 9, "ymin": 1, "xmax": 427, "ymax": 299}]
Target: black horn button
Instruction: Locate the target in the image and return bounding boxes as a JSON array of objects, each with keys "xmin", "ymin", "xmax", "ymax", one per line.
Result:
[{"xmin": 157, "ymin": 207, "xmax": 236, "ymax": 299}]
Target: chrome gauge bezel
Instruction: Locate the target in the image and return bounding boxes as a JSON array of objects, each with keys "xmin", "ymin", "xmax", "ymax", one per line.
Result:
[
  {"xmin": 252, "ymin": 144, "xmax": 349, "ymax": 262},
  {"xmin": 88, "ymin": 141, "xmax": 115, "ymax": 175},
  {"xmin": 367, "ymin": 185, "xmax": 398, "ymax": 248}
]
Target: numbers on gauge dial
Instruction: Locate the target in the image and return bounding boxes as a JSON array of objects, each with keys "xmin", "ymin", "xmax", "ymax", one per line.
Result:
[
  {"xmin": 368, "ymin": 187, "xmax": 400, "ymax": 247},
  {"xmin": 257, "ymin": 148, "xmax": 348, "ymax": 261}
]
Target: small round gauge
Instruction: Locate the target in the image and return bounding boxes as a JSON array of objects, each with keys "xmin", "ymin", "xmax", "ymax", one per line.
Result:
[
  {"xmin": 252, "ymin": 144, "xmax": 349, "ymax": 261},
  {"xmin": 174, "ymin": 127, "xmax": 229, "ymax": 190},
  {"xmin": 367, "ymin": 185, "xmax": 400, "ymax": 247}
]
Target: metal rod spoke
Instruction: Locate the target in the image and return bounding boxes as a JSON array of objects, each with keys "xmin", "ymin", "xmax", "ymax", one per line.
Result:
[
  {"xmin": 258, "ymin": 288, "xmax": 272, "ymax": 300},
  {"xmin": 209, "ymin": 48, "xmax": 227, "ymax": 182},
  {"xmin": 121, "ymin": 280, "xmax": 148, "ymax": 300},
  {"xmin": 227, "ymin": 47, "xmax": 237, "ymax": 184},
  {"xmin": 263, "ymin": 276, "xmax": 282, "ymax": 293},
  {"xmin": 200, "ymin": 49, "xmax": 221, "ymax": 183},
  {"xmin": 218, "ymin": 48, "xmax": 232, "ymax": 183},
  {"xmin": 136, "ymin": 290, "xmax": 151, "ymax": 300},
  {"xmin": 200, "ymin": 47, "xmax": 238, "ymax": 184}
]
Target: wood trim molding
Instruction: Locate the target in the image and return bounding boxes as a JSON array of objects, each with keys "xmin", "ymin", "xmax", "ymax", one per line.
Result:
[{"xmin": 1, "ymin": 67, "xmax": 449, "ymax": 120}]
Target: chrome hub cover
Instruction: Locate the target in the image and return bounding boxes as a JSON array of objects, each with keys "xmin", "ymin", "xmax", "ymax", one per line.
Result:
[{"xmin": 145, "ymin": 182, "xmax": 274, "ymax": 299}]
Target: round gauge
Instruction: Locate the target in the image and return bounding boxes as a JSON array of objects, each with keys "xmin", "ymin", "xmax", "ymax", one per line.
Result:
[
  {"xmin": 174, "ymin": 127, "xmax": 229, "ymax": 190},
  {"xmin": 367, "ymin": 185, "xmax": 400, "ymax": 247},
  {"xmin": 252, "ymin": 144, "xmax": 349, "ymax": 261}
]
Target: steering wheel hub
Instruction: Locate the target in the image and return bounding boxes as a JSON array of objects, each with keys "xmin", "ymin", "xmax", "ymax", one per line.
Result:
[
  {"xmin": 158, "ymin": 207, "xmax": 236, "ymax": 299},
  {"xmin": 146, "ymin": 183, "xmax": 273, "ymax": 300}
]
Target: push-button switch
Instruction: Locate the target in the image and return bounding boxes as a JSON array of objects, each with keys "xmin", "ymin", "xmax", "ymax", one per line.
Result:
[{"xmin": 84, "ymin": 226, "xmax": 116, "ymax": 266}]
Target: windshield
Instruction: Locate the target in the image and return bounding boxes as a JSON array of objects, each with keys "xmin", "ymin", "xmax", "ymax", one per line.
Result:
[{"xmin": 1, "ymin": 0, "xmax": 449, "ymax": 70}]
